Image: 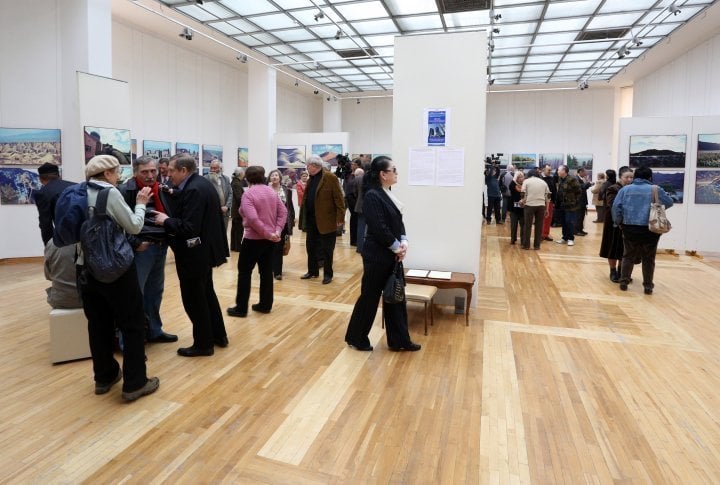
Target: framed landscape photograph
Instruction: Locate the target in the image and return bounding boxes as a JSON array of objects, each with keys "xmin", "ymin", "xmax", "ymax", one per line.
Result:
[
  {"xmin": 176, "ymin": 142, "xmax": 199, "ymax": 164},
  {"xmin": 84, "ymin": 126, "xmax": 131, "ymax": 164},
  {"xmin": 131, "ymin": 138, "xmax": 137, "ymax": 162},
  {"xmin": 0, "ymin": 128, "xmax": 61, "ymax": 166},
  {"xmin": 277, "ymin": 145, "xmax": 306, "ymax": 188},
  {"xmin": 695, "ymin": 170, "xmax": 720, "ymax": 204},
  {"xmin": 0, "ymin": 167, "xmax": 42, "ymax": 205},
  {"xmin": 511, "ymin": 153, "xmax": 536, "ymax": 170},
  {"xmin": 237, "ymin": 147, "xmax": 248, "ymax": 167},
  {"xmin": 202, "ymin": 144, "xmax": 223, "ymax": 167},
  {"xmin": 697, "ymin": 134, "xmax": 720, "ymax": 168},
  {"xmin": 312, "ymin": 144, "xmax": 342, "ymax": 167},
  {"xmin": 539, "ymin": 153, "xmax": 563, "ymax": 170},
  {"xmin": 653, "ymin": 170, "xmax": 684, "ymax": 204},
  {"xmin": 629, "ymin": 135, "xmax": 686, "ymax": 168},
  {"xmin": 143, "ymin": 140, "xmax": 171, "ymax": 161}
]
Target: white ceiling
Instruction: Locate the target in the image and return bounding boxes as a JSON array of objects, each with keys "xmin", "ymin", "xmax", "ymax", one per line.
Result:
[{"xmin": 117, "ymin": 0, "xmax": 720, "ymax": 95}]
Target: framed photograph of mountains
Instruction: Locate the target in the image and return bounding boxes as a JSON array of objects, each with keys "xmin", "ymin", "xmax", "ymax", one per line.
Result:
[
  {"xmin": 695, "ymin": 170, "xmax": 720, "ymax": 204},
  {"xmin": 0, "ymin": 128, "xmax": 61, "ymax": 166},
  {"xmin": 629, "ymin": 135, "xmax": 686, "ymax": 168},
  {"xmin": 653, "ymin": 170, "xmax": 684, "ymax": 204},
  {"xmin": 697, "ymin": 134, "xmax": 720, "ymax": 168}
]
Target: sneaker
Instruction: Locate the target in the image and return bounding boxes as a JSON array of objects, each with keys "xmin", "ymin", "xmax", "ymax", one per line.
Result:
[
  {"xmin": 122, "ymin": 377, "xmax": 160, "ymax": 401},
  {"xmin": 95, "ymin": 369, "xmax": 122, "ymax": 395},
  {"xmin": 555, "ymin": 239, "xmax": 566, "ymax": 244},
  {"xmin": 567, "ymin": 240, "xmax": 575, "ymax": 246}
]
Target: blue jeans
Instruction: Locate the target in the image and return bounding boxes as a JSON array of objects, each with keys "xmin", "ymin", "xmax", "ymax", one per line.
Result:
[
  {"xmin": 134, "ymin": 242, "xmax": 168, "ymax": 338},
  {"xmin": 557, "ymin": 208, "xmax": 576, "ymax": 241}
]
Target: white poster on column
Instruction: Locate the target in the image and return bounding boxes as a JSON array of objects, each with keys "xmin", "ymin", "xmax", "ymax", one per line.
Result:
[
  {"xmin": 436, "ymin": 147, "xmax": 465, "ymax": 186},
  {"xmin": 408, "ymin": 147, "xmax": 436, "ymax": 185}
]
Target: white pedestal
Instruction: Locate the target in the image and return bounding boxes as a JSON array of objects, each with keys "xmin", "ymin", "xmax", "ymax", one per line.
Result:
[{"xmin": 49, "ymin": 308, "xmax": 91, "ymax": 364}]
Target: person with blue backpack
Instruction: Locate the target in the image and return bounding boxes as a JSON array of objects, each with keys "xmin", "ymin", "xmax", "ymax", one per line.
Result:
[{"xmin": 59, "ymin": 155, "xmax": 160, "ymax": 401}]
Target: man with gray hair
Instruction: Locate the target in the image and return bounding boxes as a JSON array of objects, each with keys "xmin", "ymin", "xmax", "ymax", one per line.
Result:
[
  {"xmin": 300, "ymin": 156, "xmax": 345, "ymax": 284},
  {"xmin": 204, "ymin": 159, "xmax": 233, "ymax": 230},
  {"xmin": 119, "ymin": 156, "xmax": 177, "ymax": 343}
]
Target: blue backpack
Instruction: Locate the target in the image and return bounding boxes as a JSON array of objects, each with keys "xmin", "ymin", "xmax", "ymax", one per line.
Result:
[{"xmin": 53, "ymin": 182, "xmax": 106, "ymax": 247}]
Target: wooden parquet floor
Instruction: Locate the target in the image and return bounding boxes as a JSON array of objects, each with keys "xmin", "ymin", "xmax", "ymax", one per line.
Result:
[{"xmin": 2, "ymin": 220, "xmax": 720, "ymax": 483}]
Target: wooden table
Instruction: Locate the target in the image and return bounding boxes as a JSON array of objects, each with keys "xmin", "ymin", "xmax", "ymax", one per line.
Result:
[{"xmin": 404, "ymin": 270, "xmax": 476, "ymax": 325}]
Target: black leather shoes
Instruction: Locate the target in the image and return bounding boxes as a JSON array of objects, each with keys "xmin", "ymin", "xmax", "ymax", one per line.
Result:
[
  {"xmin": 389, "ymin": 343, "xmax": 422, "ymax": 352},
  {"xmin": 251, "ymin": 304, "xmax": 271, "ymax": 314},
  {"xmin": 227, "ymin": 306, "xmax": 247, "ymax": 318},
  {"xmin": 177, "ymin": 346, "xmax": 214, "ymax": 357},
  {"xmin": 214, "ymin": 336, "xmax": 229, "ymax": 348},
  {"xmin": 300, "ymin": 273, "xmax": 318, "ymax": 279},
  {"xmin": 274, "ymin": 274, "xmax": 282, "ymax": 280},
  {"xmin": 346, "ymin": 341, "xmax": 373, "ymax": 351},
  {"xmin": 147, "ymin": 331, "xmax": 178, "ymax": 343},
  {"xmin": 322, "ymin": 276, "xmax": 333, "ymax": 284}
]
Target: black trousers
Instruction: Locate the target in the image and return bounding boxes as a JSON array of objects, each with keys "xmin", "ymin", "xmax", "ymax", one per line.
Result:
[
  {"xmin": 236, "ymin": 238, "xmax": 274, "ymax": 312},
  {"xmin": 178, "ymin": 266, "xmax": 226, "ymax": 349},
  {"xmin": 305, "ymin": 221, "xmax": 336, "ymax": 277},
  {"xmin": 575, "ymin": 206, "xmax": 586, "ymax": 232},
  {"xmin": 349, "ymin": 211, "xmax": 358, "ymax": 245},
  {"xmin": 271, "ymin": 239, "xmax": 285, "ymax": 277},
  {"xmin": 620, "ymin": 226, "xmax": 660, "ymax": 288},
  {"xmin": 79, "ymin": 264, "xmax": 147, "ymax": 393},
  {"xmin": 485, "ymin": 196, "xmax": 502, "ymax": 222},
  {"xmin": 345, "ymin": 258, "xmax": 413, "ymax": 349}
]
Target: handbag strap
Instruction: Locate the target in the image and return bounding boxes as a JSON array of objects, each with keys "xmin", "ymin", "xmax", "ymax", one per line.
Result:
[{"xmin": 651, "ymin": 185, "xmax": 659, "ymax": 204}]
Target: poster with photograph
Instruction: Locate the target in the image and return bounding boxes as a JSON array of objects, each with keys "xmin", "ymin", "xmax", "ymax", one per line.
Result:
[
  {"xmin": 131, "ymin": 139, "xmax": 137, "ymax": 162},
  {"xmin": 653, "ymin": 170, "xmax": 684, "ymax": 204},
  {"xmin": 202, "ymin": 145, "xmax": 223, "ymax": 167},
  {"xmin": 695, "ymin": 170, "xmax": 720, "ymax": 204},
  {"xmin": 629, "ymin": 135, "xmax": 686, "ymax": 168},
  {"xmin": 697, "ymin": 134, "xmax": 720, "ymax": 168},
  {"xmin": 539, "ymin": 153, "xmax": 564, "ymax": 170},
  {"xmin": 351, "ymin": 154, "xmax": 371, "ymax": 166},
  {"xmin": 0, "ymin": 167, "xmax": 42, "ymax": 204},
  {"xmin": 567, "ymin": 153, "xmax": 593, "ymax": 179},
  {"xmin": 312, "ymin": 144, "xmax": 342, "ymax": 167},
  {"xmin": 372, "ymin": 153, "xmax": 391, "ymax": 161},
  {"xmin": 143, "ymin": 140, "xmax": 171, "ymax": 161},
  {"xmin": 424, "ymin": 109, "xmax": 448, "ymax": 147},
  {"xmin": 237, "ymin": 147, "xmax": 249, "ymax": 167},
  {"xmin": 0, "ymin": 128, "xmax": 61, "ymax": 166},
  {"xmin": 277, "ymin": 145, "xmax": 306, "ymax": 188},
  {"xmin": 176, "ymin": 142, "xmax": 199, "ymax": 164},
  {"xmin": 511, "ymin": 153, "xmax": 536, "ymax": 170},
  {"xmin": 84, "ymin": 126, "xmax": 131, "ymax": 164},
  {"xmin": 119, "ymin": 166, "xmax": 133, "ymax": 185}
]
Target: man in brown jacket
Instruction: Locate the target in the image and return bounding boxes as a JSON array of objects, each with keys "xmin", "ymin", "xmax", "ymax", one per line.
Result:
[{"xmin": 300, "ymin": 156, "xmax": 345, "ymax": 284}]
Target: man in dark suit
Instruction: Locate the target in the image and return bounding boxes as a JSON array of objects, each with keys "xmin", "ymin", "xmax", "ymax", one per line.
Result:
[
  {"xmin": 153, "ymin": 155, "xmax": 229, "ymax": 357},
  {"xmin": 34, "ymin": 162, "xmax": 81, "ymax": 309}
]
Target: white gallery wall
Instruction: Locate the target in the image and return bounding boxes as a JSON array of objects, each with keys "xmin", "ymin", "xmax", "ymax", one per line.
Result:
[
  {"xmin": 633, "ymin": 31, "xmax": 720, "ymax": 117},
  {"xmin": 486, "ymin": 87, "xmax": 618, "ymax": 181},
  {"xmin": 341, "ymin": 97, "xmax": 393, "ymax": 156}
]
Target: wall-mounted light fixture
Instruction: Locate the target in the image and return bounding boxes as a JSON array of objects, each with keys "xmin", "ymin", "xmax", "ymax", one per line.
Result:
[
  {"xmin": 578, "ymin": 81, "xmax": 589, "ymax": 90},
  {"xmin": 668, "ymin": 3, "xmax": 681, "ymax": 15},
  {"xmin": 314, "ymin": 11, "xmax": 325, "ymax": 21},
  {"xmin": 179, "ymin": 27, "xmax": 193, "ymax": 40},
  {"xmin": 334, "ymin": 30, "xmax": 342, "ymax": 40},
  {"xmin": 236, "ymin": 54, "xmax": 247, "ymax": 63}
]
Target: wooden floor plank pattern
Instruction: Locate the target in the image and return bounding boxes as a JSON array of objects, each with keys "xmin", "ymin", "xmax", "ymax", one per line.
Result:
[{"xmin": 2, "ymin": 221, "xmax": 720, "ymax": 482}]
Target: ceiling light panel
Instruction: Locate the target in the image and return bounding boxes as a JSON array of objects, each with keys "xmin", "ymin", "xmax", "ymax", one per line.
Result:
[
  {"xmin": 249, "ymin": 13, "xmax": 298, "ymax": 31},
  {"xmin": 306, "ymin": 51, "xmax": 343, "ymax": 61},
  {"xmin": 209, "ymin": 22, "xmax": 242, "ymax": 36},
  {"xmin": 228, "ymin": 18, "xmax": 260, "ymax": 33},
  {"xmin": 587, "ymin": 12, "xmax": 644, "ymax": 30},
  {"xmin": 494, "ymin": 36, "xmax": 532, "ymax": 49},
  {"xmin": 544, "ymin": 0, "xmax": 601, "ymax": 19},
  {"xmin": 528, "ymin": 44, "xmax": 568, "ymax": 55},
  {"xmin": 327, "ymin": 38, "xmax": 360, "ymax": 49},
  {"xmin": 255, "ymin": 46, "xmax": 281, "ymax": 57},
  {"xmin": 289, "ymin": 40, "xmax": 328, "ymax": 52},
  {"xmin": 200, "ymin": 3, "xmax": 235, "ymax": 19},
  {"xmin": 496, "ymin": 22, "xmax": 538, "ymax": 36},
  {"xmin": 309, "ymin": 25, "xmax": 347, "ymax": 38},
  {"xmin": 568, "ymin": 41, "xmax": 615, "ymax": 52},
  {"xmin": 396, "ymin": 15, "xmax": 444, "ymax": 31},
  {"xmin": 363, "ymin": 35, "xmax": 395, "ymax": 47},
  {"xmin": 352, "ymin": 19, "xmax": 400, "ymax": 35},
  {"xmin": 290, "ymin": 9, "xmax": 332, "ymax": 25},
  {"xmin": 492, "ymin": 56, "xmax": 526, "ymax": 66},
  {"xmin": 253, "ymin": 33, "xmax": 280, "ymax": 43},
  {"xmin": 443, "ymin": 11, "xmax": 489, "ymax": 28},
  {"xmin": 272, "ymin": 28, "xmax": 316, "ymax": 42},
  {"xmin": 233, "ymin": 35, "xmax": 264, "ymax": 47},
  {"xmin": 336, "ymin": 1, "xmax": 389, "ymax": 21},
  {"xmin": 524, "ymin": 63, "xmax": 560, "ymax": 71},
  {"xmin": 219, "ymin": 0, "xmax": 275, "ymax": 16},
  {"xmin": 538, "ymin": 18, "xmax": 588, "ymax": 33},
  {"xmin": 177, "ymin": 5, "xmax": 217, "ymax": 22},
  {"xmin": 599, "ymin": 0, "xmax": 657, "ymax": 14},
  {"xmin": 384, "ymin": 0, "xmax": 438, "ymax": 15},
  {"xmin": 494, "ymin": 5, "xmax": 545, "ymax": 22},
  {"xmin": 273, "ymin": 0, "xmax": 315, "ymax": 8}
]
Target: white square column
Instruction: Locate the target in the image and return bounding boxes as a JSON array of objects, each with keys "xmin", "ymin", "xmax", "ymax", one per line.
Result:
[
  {"xmin": 392, "ymin": 31, "xmax": 487, "ymax": 306},
  {"xmin": 248, "ymin": 63, "xmax": 277, "ymax": 169}
]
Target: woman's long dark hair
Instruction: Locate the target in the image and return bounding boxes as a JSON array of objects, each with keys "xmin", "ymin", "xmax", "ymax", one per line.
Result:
[
  {"xmin": 605, "ymin": 169, "xmax": 617, "ymax": 184},
  {"xmin": 363, "ymin": 156, "xmax": 392, "ymax": 192}
]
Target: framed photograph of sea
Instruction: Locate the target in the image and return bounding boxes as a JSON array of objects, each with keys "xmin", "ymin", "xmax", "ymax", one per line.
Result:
[
  {"xmin": 0, "ymin": 167, "xmax": 42, "ymax": 205},
  {"xmin": 312, "ymin": 144, "xmax": 342, "ymax": 167},
  {"xmin": 202, "ymin": 145, "xmax": 223, "ymax": 167},
  {"xmin": 277, "ymin": 145, "xmax": 306, "ymax": 188},
  {"xmin": 629, "ymin": 135, "xmax": 686, "ymax": 168},
  {"xmin": 694, "ymin": 170, "xmax": 720, "ymax": 204},
  {"xmin": 176, "ymin": 142, "xmax": 199, "ymax": 164},
  {"xmin": 539, "ymin": 153, "xmax": 564, "ymax": 170},
  {"xmin": 511, "ymin": 153, "xmax": 536, "ymax": 170},
  {"xmin": 0, "ymin": 128, "xmax": 61, "ymax": 166},
  {"xmin": 237, "ymin": 147, "xmax": 248, "ymax": 167},
  {"xmin": 143, "ymin": 140, "xmax": 171, "ymax": 161},
  {"xmin": 84, "ymin": 126, "xmax": 131, "ymax": 164},
  {"xmin": 697, "ymin": 134, "xmax": 720, "ymax": 168},
  {"xmin": 653, "ymin": 170, "xmax": 684, "ymax": 204}
]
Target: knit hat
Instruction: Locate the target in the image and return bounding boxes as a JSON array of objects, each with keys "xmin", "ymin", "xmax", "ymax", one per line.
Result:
[
  {"xmin": 38, "ymin": 162, "xmax": 60, "ymax": 176},
  {"xmin": 85, "ymin": 154, "xmax": 120, "ymax": 178}
]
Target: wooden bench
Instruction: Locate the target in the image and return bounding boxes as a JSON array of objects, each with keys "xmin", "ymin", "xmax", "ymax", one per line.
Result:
[
  {"xmin": 383, "ymin": 284, "xmax": 438, "ymax": 335},
  {"xmin": 403, "ymin": 270, "xmax": 476, "ymax": 325}
]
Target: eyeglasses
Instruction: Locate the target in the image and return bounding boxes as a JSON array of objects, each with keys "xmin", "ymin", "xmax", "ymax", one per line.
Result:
[{"xmin": 383, "ymin": 167, "xmax": 397, "ymax": 173}]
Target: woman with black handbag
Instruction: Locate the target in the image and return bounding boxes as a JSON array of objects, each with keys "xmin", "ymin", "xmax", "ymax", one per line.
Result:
[{"xmin": 344, "ymin": 156, "xmax": 421, "ymax": 352}]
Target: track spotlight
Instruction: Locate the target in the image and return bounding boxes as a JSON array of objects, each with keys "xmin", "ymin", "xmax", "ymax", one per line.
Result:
[
  {"xmin": 668, "ymin": 3, "xmax": 681, "ymax": 15},
  {"xmin": 632, "ymin": 36, "xmax": 643, "ymax": 47},
  {"xmin": 334, "ymin": 30, "xmax": 342, "ymax": 40},
  {"xmin": 488, "ymin": 78, "xmax": 495, "ymax": 85},
  {"xmin": 326, "ymin": 96, "xmax": 331, "ymax": 101},
  {"xmin": 179, "ymin": 27, "xmax": 193, "ymax": 40},
  {"xmin": 356, "ymin": 98, "xmax": 360, "ymax": 104},
  {"xmin": 493, "ymin": 13, "xmax": 502, "ymax": 21},
  {"xmin": 578, "ymin": 81, "xmax": 589, "ymax": 90},
  {"xmin": 313, "ymin": 11, "xmax": 325, "ymax": 21},
  {"xmin": 236, "ymin": 54, "xmax": 247, "ymax": 63},
  {"xmin": 194, "ymin": 0, "xmax": 204, "ymax": 4},
  {"xmin": 492, "ymin": 27, "xmax": 500, "ymax": 34},
  {"xmin": 294, "ymin": 79, "xmax": 299, "ymax": 87},
  {"xmin": 313, "ymin": 90, "xmax": 319, "ymax": 95},
  {"xmin": 616, "ymin": 47, "xmax": 630, "ymax": 59}
]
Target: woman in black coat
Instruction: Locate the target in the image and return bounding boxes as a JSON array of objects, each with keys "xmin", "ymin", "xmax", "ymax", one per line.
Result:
[
  {"xmin": 599, "ymin": 167, "xmax": 632, "ymax": 282},
  {"xmin": 268, "ymin": 169, "xmax": 295, "ymax": 280},
  {"xmin": 344, "ymin": 156, "xmax": 421, "ymax": 352}
]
